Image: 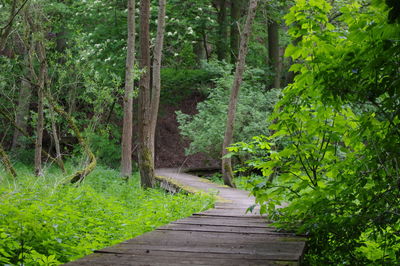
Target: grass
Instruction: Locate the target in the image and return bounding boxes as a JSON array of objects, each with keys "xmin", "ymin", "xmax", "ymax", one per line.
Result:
[{"xmin": 0, "ymin": 162, "xmax": 215, "ymax": 265}]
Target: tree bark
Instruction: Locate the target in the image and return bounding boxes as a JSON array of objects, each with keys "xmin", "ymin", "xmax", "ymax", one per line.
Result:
[
  {"xmin": 0, "ymin": 0, "xmax": 17, "ymax": 51},
  {"xmin": 268, "ymin": 19, "xmax": 281, "ymax": 89},
  {"xmin": 0, "ymin": 142, "xmax": 17, "ymax": 178},
  {"xmin": 216, "ymin": 0, "xmax": 228, "ymax": 61},
  {"xmin": 12, "ymin": 73, "xmax": 32, "ymax": 150},
  {"xmin": 121, "ymin": 0, "xmax": 136, "ymax": 178},
  {"xmin": 222, "ymin": 0, "xmax": 259, "ymax": 188},
  {"xmin": 138, "ymin": 0, "xmax": 154, "ymax": 188},
  {"xmin": 34, "ymin": 40, "xmax": 47, "ymax": 177},
  {"xmin": 25, "ymin": 5, "xmax": 45, "ymax": 177},
  {"xmin": 0, "ymin": 108, "xmax": 63, "ymax": 169},
  {"xmin": 149, "ymin": 0, "xmax": 166, "ymax": 160},
  {"xmin": 49, "ymin": 104, "xmax": 65, "ymax": 172},
  {"xmin": 230, "ymin": 0, "xmax": 241, "ymax": 65}
]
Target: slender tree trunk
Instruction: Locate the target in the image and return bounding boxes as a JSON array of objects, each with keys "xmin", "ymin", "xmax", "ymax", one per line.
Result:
[
  {"xmin": 202, "ymin": 32, "xmax": 210, "ymax": 61},
  {"xmin": 138, "ymin": 0, "xmax": 154, "ymax": 188},
  {"xmin": 216, "ymin": 0, "xmax": 228, "ymax": 61},
  {"xmin": 34, "ymin": 40, "xmax": 47, "ymax": 177},
  {"xmin": 12, "ymin": 73, "xmax": 32, "ymax": 150},
  {"xmin": 222, "ymin": 0, "xmax": 259, "ymax": 188},
  {"xmin": 49, "ymin": 104, "xmax": 65, "ymax": 172},
  {"xmin": 25, "ymin": 5, "xmax": 45, "ymax": 177},
  {"xmin": 149, "ymin": 0, "xmax": 166, "ymax": 160},
  {"xmin": 0, "ymin": 143, "xmax": 17, "ymax": 178},
  {"xmin": 0, "ymin": 0, "xmax": 17, "ymax": 51},
  {"xmin": 230, "ymin": 0, "xmax": 241, "ymax": 65},
  {"xmin": 268, "ymin": 19, "xmax": 281, "ymax": 89},
  {"xmin": 121, "ymin": 0, "xmax": 136, "ymax": 178},
  {"xmin": 0, "ymin": 108, "xmax": 63, "ymax": 169}
]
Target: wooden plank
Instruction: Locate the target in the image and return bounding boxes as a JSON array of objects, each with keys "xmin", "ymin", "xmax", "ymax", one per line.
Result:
[
  {"xmin": 98, "ymin": 249, "xmax": 300, "ymax": 261},
  {"xmin": 116, "ymin": 229, "xmax": 305, "ymax": 244},
  {"xmin": 68, "ymin": 252, "xmax": 299, "ymax": 265},
  {"xmin": 95, "ymin": 242, "xmax": 304, "ymax": 260},
  {"xmin": 171, "ymin": 218, "xmax": 271, "ymax": 227},
  {"xmin": 158, "ymin": 223, "xmax": 294, "ymax": 235},
  {"xmin": 192, "ymin": 212, "xmax": 263, "ymax": 218},
  {"xmin": 198, "ymin": 210, "xmax": 261, "ymax": 216},
  {"xmin": 101, "ymin": 231, "xmax": 305, "ymax": 259},
  {"xmin": 66, "ymin": 168, "xmax": 306, "ymax": 265}
]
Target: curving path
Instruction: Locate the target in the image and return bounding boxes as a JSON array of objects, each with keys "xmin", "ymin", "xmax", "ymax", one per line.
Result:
[{"xmin": 66, "ymin": 168, "xmax": 306, "ymax": 265}]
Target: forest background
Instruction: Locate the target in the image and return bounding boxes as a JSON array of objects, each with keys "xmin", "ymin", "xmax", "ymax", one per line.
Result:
[{"xmin": 0, "ymin": 0, "xmax": 399, "ymax": 264}]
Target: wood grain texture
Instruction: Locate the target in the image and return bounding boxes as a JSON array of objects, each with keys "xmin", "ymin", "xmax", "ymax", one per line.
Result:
[{"xmin": 65, "ymin": 168, "xmax": 306, "ymax": 265}]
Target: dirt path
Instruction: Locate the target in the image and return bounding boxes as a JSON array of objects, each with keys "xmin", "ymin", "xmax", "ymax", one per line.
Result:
[{"xmin": 66, "ymin": 168, "xmax": 306, "ymax": 265}]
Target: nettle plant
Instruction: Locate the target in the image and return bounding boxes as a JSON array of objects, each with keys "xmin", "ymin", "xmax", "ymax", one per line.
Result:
[{"xmin": 230, "ymin": 0, "xmax": 400, "ymax": 264}]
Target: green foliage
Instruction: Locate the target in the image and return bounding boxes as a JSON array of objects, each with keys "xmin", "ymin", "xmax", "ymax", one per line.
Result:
[
  {"xmin": 231, "ymin": 0, "xmax": 400, "ymax": 264},
  {"xmin": 79, "ymin": 127, "xmax": 122, "ymax": 168},
  {"xmin": 176, "ymin": 63, "xmax": 280, "ymax": 159},
  {"xmin": 160, "ymin": 66, "xmax": 215, "ymax": 105},
  {"xmin": 0, "ymin": 163, "xmax": 214, "ymax": 265}
]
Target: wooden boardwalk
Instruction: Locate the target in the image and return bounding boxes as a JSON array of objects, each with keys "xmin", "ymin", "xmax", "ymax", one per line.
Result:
[{"xmin": 66, "ymin": 168, "xmax": 306, "ymax": 265}]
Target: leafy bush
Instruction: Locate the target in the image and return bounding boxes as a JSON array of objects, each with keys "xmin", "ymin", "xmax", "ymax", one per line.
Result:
[
  {"xmin": 160, "ymin": 67, "xmax": 216, "ymax": 105},
  {"xmin": 176, "ymin": 65, "xmax": 280, "ymax": 159},
  {"xmin": 0, "ymin": 164, "xmax": 214, "ymax": 265},
  {"xmin": 231, "ymin": 0, "xmax": 400, "ymax": 264},
  {"xmin": 81, "ymin": 127, "xmax": 121, "ymax": 168}
]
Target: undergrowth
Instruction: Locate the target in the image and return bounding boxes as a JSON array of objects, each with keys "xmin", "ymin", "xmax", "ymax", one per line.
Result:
[{"xmin": 0, "ymin": 163, "xmax": 214, "ymax": 265}]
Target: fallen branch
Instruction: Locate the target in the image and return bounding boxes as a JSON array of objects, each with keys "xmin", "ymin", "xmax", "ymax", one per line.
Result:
[
  {"xmin": 46, "ymin": 94, "xmax": 96, "ymax": 184},
  {"xmin": 0, "ymin": 142, "xmax": 17, "ymax": 178}
]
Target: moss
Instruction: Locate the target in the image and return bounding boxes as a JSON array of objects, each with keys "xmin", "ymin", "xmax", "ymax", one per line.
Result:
[
  {"xmin": 0, "ymin": 143, "xmax": 17, "ymax": 178},
  {"xmin": 222, "ymin": 162, "xmax": 236, "ymax": 188},
  {"xmin": 155, "ymin": 175, "xmax": 232, "ymax": 204},
  {"xmin": 139, "ymin": 146, "xmax": 155, "ymax": 188},
  {"xmin": 155, "ymin": 175, "xmax": 199, "ymax": 194}
]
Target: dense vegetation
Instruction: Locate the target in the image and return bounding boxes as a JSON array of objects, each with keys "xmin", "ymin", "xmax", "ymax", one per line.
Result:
[
  {"xmin": 228, "ymin": 0, "xmax": 400, "ymax": 264},
  {"xmin": 0, "ymin": 164, "xmax": 213, "ymax": 264},
  {"xmin": 1, "ymin": 0, "xmax": 399, "ymax": 264}
]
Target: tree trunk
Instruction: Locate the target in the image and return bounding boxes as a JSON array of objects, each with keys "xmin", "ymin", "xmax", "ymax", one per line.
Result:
[
  {"xmin": 138, "ymin": 0, "xmax": 154, "ymax": 188},
  {"xmin": 12, "ymin": 72, "xmax": 32, "ymax": 150},
  {"xmin": 230, "ymin": 0, "xmax": 241, "ymax": 65},
  {"xmin": 121, "ymin": 0, "xmax": 136, "ymax": 178},
  {"xmin": 34, "ymin": 40, "xmax": 47, "ymax": 177},
  {"xmin": 202, "ymin": 32, "xmax": 210, "ymax": 61},
  {"xmin": 216, "ymin": 0, "xmax": 228, "ymax": 61},
  {"xmin": 0, "ymin": 142, "xmax": 17, "ymax": 178},
  {"xmin": 222, "ymin": 0, "xmax": 259, "ymax": 188},
  {"xmin": 149, "ymin": 0, "xmax": 166, "ymax": 160},
  {"xmin": 49, "ymin": 104, "xmax": 65, "ymax": 172},
  {"xmin": 0, "ymin": 0, "xmax": 17, "ymax": 51},
  {"xmin": 268, "ymin": 19, "xmax": 281, "ymax": 89},
  {"xmin": 0, "ymin": 108, "xmax": 63, "ymax": 169}
]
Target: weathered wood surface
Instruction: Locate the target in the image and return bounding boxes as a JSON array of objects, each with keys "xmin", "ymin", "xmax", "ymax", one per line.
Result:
[{"xmin": 66, "ymin": 168, "xmax": 306, "ymax": 265}]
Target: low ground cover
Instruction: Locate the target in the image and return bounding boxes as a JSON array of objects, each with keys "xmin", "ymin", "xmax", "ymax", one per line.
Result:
[{"xmin": 0, "ymin": 163, "xmax": 214, "ymax": 265}]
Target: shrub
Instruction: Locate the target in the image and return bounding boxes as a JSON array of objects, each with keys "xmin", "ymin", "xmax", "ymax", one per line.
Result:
[
  {"xmin": 176, "ymin": 66, "xmax": 280, "ymax": 159},
  {"xmin": 230, "ymin": 0, "xmax": 400, "ymax": 264},
  {"xmin": 160, "ymin": 67, "xmax": 215, "ymax": 105}
]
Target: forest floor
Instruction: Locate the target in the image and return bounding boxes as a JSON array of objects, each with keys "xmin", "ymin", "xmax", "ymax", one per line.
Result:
[{"xmin": 154, "ymin": 91, "xmax": 219, "ymax": 169}]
